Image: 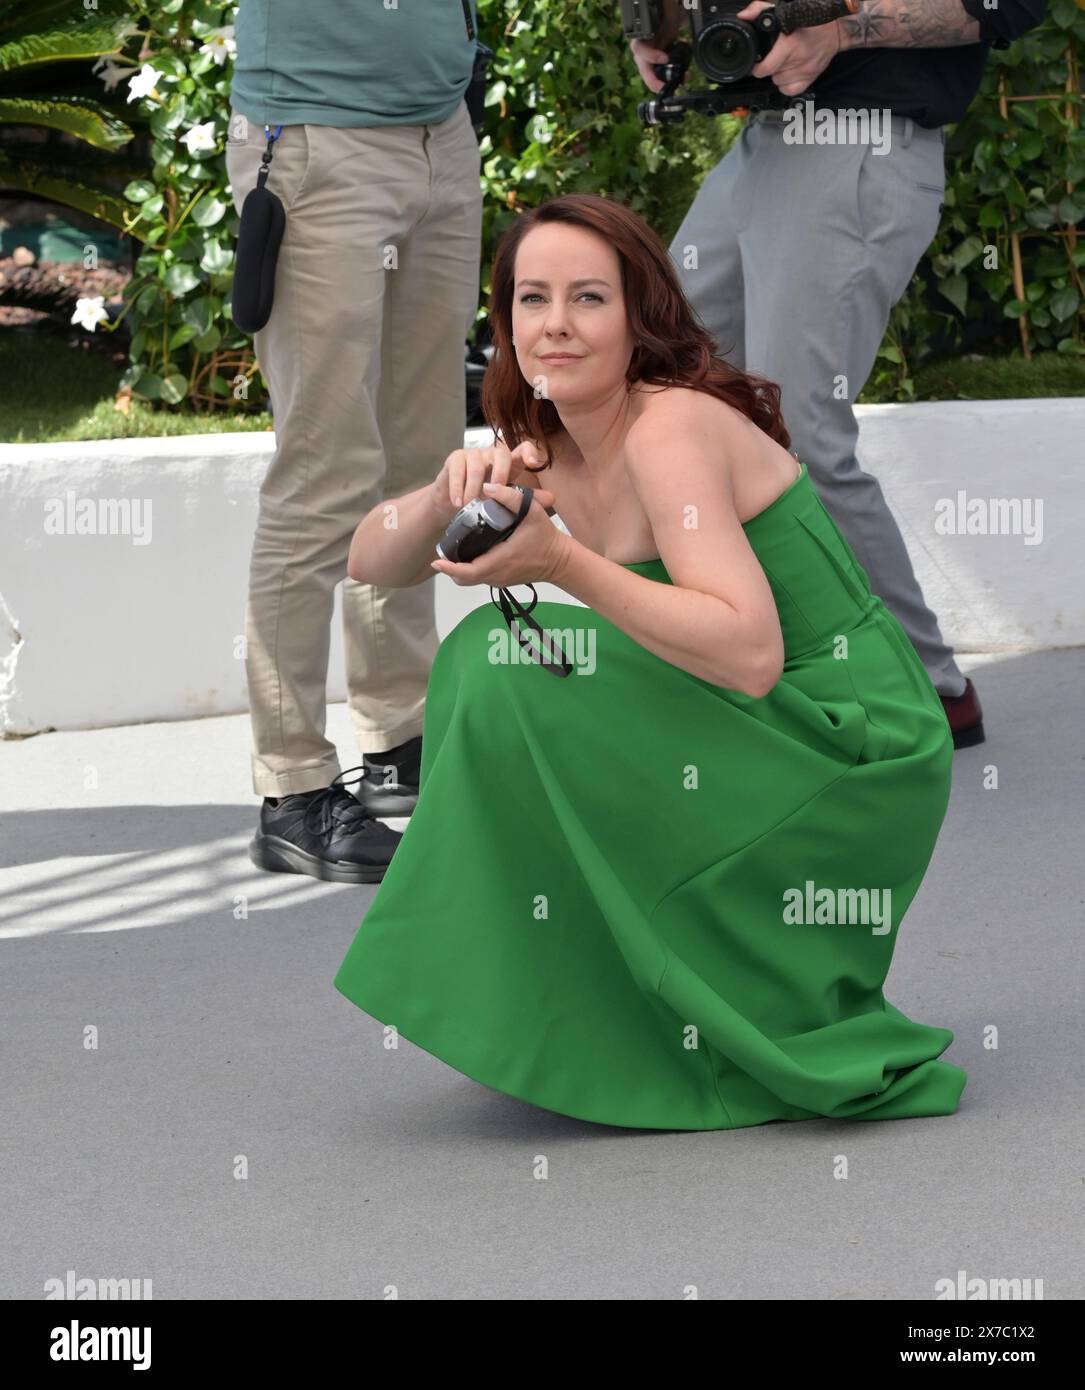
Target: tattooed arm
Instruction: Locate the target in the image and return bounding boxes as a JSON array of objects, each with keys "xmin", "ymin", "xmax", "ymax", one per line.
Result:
[{"xmin": 837, "ymin": 0, "xmax": 983, "ymax": 49}]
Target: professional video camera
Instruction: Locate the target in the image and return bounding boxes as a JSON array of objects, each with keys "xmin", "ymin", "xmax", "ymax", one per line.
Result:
[{"xmin": 620, "ymin": 0, "xmax": 859, "ymax": 124}]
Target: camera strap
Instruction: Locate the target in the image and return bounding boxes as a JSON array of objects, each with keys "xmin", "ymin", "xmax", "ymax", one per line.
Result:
[{"xmin": 488, "ymin": 486, "xmax": 573, "ymax": 678}]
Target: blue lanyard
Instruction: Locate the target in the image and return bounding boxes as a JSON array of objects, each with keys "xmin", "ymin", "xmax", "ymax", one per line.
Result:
[{"xmin": 258, "ymin": 124, "xmax": 282, "ymax": 187}]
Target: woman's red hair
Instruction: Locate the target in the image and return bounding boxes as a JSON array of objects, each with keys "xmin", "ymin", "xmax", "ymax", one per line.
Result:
[{"xmin": 479, "ymin": 191, "xmax": 790, "ymax": 472}]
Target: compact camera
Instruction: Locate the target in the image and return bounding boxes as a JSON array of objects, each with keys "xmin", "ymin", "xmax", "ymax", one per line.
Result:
[
  {"xmin": 620, "ymin": 0, "xmax": 858, "ymax": 124},
  {"xmin": 436, "ymin": 486, "xmax": 535, "ymax": 565},
  {"xmin": 436, "ymin": 485, "xmax": 574, "ymax": 678}
]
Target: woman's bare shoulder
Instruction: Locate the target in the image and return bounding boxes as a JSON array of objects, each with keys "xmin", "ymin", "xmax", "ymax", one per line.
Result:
[
  {"xmin": 629, "ymin": 383, "xmax": 751, "ymax": 437},
  {"xmin": 624, "ymin": 383, "xmax": 797, "ymax": 515}
]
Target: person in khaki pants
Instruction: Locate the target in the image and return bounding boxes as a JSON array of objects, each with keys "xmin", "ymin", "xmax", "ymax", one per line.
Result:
[{"xmin": 224, "ymin": 1, "xmax": 483, "ymax": 884}]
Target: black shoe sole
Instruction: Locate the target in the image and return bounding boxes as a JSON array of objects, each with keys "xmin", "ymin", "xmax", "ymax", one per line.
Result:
[
  {"xmin": 249, "ymin": 832, "xmax": 392, "ymax": 884},
  {"xmin": 951, "ymin": 720, "xmax": 986, "ymax": 749}
]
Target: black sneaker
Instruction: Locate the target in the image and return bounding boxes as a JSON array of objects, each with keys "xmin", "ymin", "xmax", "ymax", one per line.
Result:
[
  {"xmin": 249, "ymin": 765, "xmax": 402, "ymax": 884},
  {"xmin": 354, "ymin": 734, "xmax": 422, "ymax": 830}
]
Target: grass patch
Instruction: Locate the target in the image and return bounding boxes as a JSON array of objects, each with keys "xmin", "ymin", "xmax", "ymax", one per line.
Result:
[
  {"xmin": 0, "ymin": 330, "xmax": 272, "ymax": 443},
  {"xmin": 859, "ymin": 349, "xmax": 1085, "ymax": 404}
]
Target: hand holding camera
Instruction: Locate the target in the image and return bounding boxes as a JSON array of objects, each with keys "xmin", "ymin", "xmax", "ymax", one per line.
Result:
[
  {"xmin": 429, "ymin": 439, "xmax": 550, "ymax": 521},
  {"xmin": 622, "ymin": 0, "xmax": 857, "ymax": 122},
  {"xmin": 431, "ymin": 480, "xmax": 562, "ymax": 588}
]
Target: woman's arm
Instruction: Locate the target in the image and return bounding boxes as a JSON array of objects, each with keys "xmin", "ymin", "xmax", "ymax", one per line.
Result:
[
  {"xmin": 347, "ymin": 441, "xmax": 557, "ymax": 589},
  {"xmin": 548, "ymin": 396, "xmax": 785, "ymax": 698},
  {"xmin": 348, "ymin": 484, "xmax": 452, "ymax": 588}
]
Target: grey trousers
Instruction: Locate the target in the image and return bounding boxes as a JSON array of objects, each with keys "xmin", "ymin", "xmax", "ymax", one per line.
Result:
[{"xmin": 670, "ymin": 109, "xmax": 966, "ymax": 698}]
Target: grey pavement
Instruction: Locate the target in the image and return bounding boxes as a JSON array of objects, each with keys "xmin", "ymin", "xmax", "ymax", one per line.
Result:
[{"xmin": 1, "ymin": 648, "xmax": 1081, "ymax": 1300}]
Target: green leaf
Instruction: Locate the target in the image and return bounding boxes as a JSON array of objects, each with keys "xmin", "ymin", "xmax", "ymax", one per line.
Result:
[
  {"xmin": 938, "ymin": 274, "xmax": 968, "ymax": 315},
  {"xmin": 0, "ymin": 11, "xmax": 133, "ymax": 76},
  {"xmin": 0, "ymin": 96, "xmax": 133, "ymax": 151},
  {"xmin": 164, "ymin": 263, "xmax": 200, "ymax": 295},
  {"xmin": 135, "ymin": 284, "xmax": 160, "ymax": 315},
  {"xmin": 200, "ymin": 240, "xmax": 233, "ymax": 274},
  {"xmin": 1056, "ymin": 194, "xmax": 1085, "ymax": 225},
  {"xmin": 191, "ymin": 195, "xmax": 226, "ymax": 228},
  {"xmin": 181, "ymin": 296, "xmax": 214, "ymax": 335},
  {"xmin": 1024, "ymin": 205, "xmax": 1056, "ymax": 231},
  {"xmin": 168, "ymin": 323, "xmax": 197, "ymax": 349},
  {"xmin": 151, "ymin": 52, "xmax": 187, "ymax": 82},
  {"xmin": 0, "ymin": 154, "xmax": 131, "ymax": 234},
  {"xmin": 193, "ymin": 325, "xmax": 222, "ymax": 354},
  {"xmin": 950, "ymin": 236, "xmax": 985, "ymax": 274},
  {"xmin": 125, "ymin": 179, "xmax": 155, "ymax": 203},
  {"xmin": 159, "ymin": 373, "xmax": 189, "ymax": 405},
  {"xmin": 150, "ymin": 99, "xmax": 187, "ymax": 138},
  {"xmin": 1049, "ymin": 288, "xmax": 1081, "ymax": 320},
  {"xmin": 135, "ymin": 371, "xmax": 164, "ymax": 401}
]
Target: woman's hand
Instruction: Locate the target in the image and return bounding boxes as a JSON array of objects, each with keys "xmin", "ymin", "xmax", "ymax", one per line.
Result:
[
  {"xmin": 430, "ymin": 481, "xmax": 566, "ymax": 588},
  {"xmin": 429, "ymin": 439, "xmax": 548, "ymax": 522}
]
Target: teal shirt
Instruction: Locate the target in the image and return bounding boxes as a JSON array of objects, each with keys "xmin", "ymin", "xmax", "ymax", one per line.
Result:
[{"xmin": 230, "ymin": 0, "xmax": 478, "ymax": 127}]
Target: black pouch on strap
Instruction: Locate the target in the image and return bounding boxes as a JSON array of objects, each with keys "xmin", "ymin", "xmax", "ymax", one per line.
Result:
[{"xmin": 231, "ymin": 126, "xmax": 284, "ymax": 334}]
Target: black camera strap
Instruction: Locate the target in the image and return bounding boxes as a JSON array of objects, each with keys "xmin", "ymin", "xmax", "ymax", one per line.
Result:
[{"xmin": 488, "ymin": 486, "xmax": 573, "ymax": 678}]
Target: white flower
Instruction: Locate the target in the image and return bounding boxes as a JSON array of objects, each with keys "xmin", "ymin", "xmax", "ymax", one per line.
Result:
[
  {"xmin": 199, "ymin": 26, "xmax": 236, "ymax": 65},
  {"xmin": 71, "ymin": 297, "xmax": 109, "ymax": 333},
  {"xmin": 92, "ymin": 57, "xmax": 129, "ymax": 93},
  {"xmin": 181, "ymin": 121, "xmax": 217, "ymax": 155},
  {"xmin": 126, "ymin": 63, "xmax": 162, "ymax": 103}
]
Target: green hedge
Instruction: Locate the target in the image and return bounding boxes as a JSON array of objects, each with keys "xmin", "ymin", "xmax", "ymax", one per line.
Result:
[{"xmin": 34, "ymin": 0, "xmax": 1085, "ymax": 407}]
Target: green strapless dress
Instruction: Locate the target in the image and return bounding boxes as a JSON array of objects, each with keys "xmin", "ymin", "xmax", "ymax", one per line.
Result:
[{"xmin": 334, "ymin": 460, "xmax": 967, "ymax": 1129}]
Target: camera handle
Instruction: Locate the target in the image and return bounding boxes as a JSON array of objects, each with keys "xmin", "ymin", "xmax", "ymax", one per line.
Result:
[{"xmin": 488, "ymin": 486, "xmax": 574, "ymax": 678}]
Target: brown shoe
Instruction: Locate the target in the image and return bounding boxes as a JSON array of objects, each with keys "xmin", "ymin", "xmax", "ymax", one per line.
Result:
[{"xmin": 940, "ymin": 677, "xmax": 985, "ymax": 749}]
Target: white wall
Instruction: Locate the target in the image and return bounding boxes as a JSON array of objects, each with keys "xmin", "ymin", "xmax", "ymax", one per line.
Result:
[{"xmin": 1, "ymin": 401, "xmax": 1082, "ymax": 734}]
